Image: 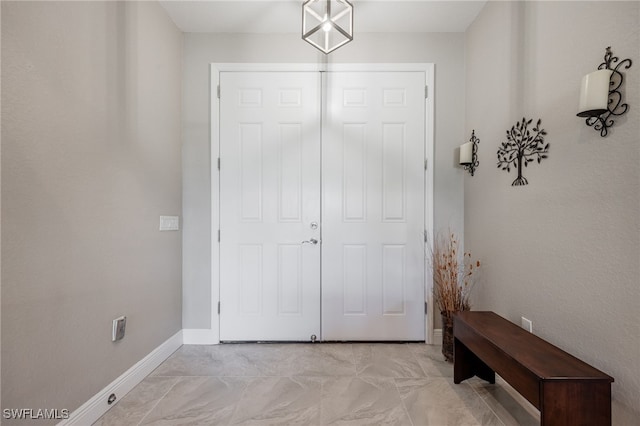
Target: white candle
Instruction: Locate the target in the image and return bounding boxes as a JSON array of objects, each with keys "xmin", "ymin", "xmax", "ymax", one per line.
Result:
[
  {"xmin": 577, "ymin": 69, "xmax": 612, "ymax": 117},
  {"xmin": 460, "ymin": 142, "xmax": 473, "ymax": 165}
]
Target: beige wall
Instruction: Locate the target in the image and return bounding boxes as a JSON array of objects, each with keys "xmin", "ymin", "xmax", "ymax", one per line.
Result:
[
  {"xmin": 0, "ymin": 0, "xmax": 2, "ymax": 415},
  {"xmin": 1, "ymin": 1, "xmax": 182, "ymax": 423},
  {"xmin": 182, "ymin": 32, "xmax": 467, "ymax": 328},
  {"xmin": 465, "ymin": 0, "xmax": 639, "ymax": 419}
]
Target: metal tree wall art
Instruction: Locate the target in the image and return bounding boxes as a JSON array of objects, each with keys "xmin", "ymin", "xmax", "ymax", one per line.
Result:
[{"xmin": 497, "ymin": 118, "xmax": 549, "ymax": 186}]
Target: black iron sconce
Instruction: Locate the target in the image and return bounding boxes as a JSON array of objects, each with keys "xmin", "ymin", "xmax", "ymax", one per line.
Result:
[
  {"xmin": 577, "ymin": 47, "xmax": 633, "ymax": 137},
  {"xmin": 460, "ymin": 130, "xmax": 479, "ymax": 176}
]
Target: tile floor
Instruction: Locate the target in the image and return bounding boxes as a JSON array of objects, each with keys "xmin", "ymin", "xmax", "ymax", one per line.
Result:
[{"xmin": 94, "ymin": 343, "xmax": 539, "ymax": 425}]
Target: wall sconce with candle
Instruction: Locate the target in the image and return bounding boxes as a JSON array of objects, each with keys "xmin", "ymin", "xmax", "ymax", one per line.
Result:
[
  {"xmin": 577, "ymin": 47, "xmax": 633, "ymax": 137},
  {"xmin": 460, "ymin": 130, "xmax": 479, "ymax": 176}
]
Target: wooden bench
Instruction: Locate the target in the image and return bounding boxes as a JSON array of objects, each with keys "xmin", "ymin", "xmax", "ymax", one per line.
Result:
[{"xmin": 453, "ymin": 311, "xmax": 614, "ymax": 426}]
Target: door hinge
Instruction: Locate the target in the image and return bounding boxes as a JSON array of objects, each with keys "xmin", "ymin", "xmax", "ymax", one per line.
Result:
[
  {"xmin": 217, "ymin": 229, "xmax": 220, "ymax": 242},
  {"xmin": 425, "ymin": 301, "xmax": 428, "ymax": 314},
  {"xmin": 217, "ymin": 157, "xmax": 220, "ymax": 170},
  {"xmin": 217, "ymin": 85, "xmax": 220, "ymax": 99},
  {"xmin": 218, "ymin": 301, "xmax": 221, "ymax": 315},
  {"xmin": 425, "ymin": 85, "xmax": 429, "ymax": 99},
  {"xmin": 424, "ymin": 230, "xmax": 428, "ymax": 243},
  {"xmin": 424, "ymin": 159, "xmax": 428, "ymax": 170}
]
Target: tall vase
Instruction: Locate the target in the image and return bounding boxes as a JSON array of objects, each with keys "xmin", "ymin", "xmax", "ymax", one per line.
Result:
[{"xmin": 441, "ymin": 311, "xmax": 454, "ymax": 363}]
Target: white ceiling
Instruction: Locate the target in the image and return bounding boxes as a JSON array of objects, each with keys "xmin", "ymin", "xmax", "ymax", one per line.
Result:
[{"xmin": 159, "ymin": 0, "xmax": 487, "ymax": 34}]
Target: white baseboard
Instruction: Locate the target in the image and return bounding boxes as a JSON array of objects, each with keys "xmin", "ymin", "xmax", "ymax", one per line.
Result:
[
  {"xmin": 59, "ymin": 330, "xmax": 183, "ymax": 426},
  {"xmin": 182, "ymin": 328, "xmax": 219, "ymax": 345},
  {"xmin": 433, "ymin": 328, "xmax": 442, "ymax": 343}
]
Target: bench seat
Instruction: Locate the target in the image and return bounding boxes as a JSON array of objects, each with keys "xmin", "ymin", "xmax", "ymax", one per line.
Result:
[{"xmin": 453, "ymin": 311, "xmax": 614, "ymax": 426}]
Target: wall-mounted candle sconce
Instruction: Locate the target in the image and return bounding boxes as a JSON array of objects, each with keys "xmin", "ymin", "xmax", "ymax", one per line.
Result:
[
  {"xmin": 577, "ymin": 47, "xmax": 633, "ymax": 137},
  {"xmin": 460, "ymin": 130, "xmax": 479, "ymax": 176}
]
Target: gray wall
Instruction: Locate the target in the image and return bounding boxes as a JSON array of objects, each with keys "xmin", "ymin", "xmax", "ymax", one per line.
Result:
[
  {"xmin": 1, "ymin": 1, "xmax": 182, "ymax": 422},
  {"xmin": 182, "ymin": 32, "xmax": 466, "ymax": 328},
  {"xmin": 465, "ymin": 0, "xmax": 639, "ymax": 418},
  {"xmin": 0, "ymin": 1, "xmax": 2, "ymax": 415}
]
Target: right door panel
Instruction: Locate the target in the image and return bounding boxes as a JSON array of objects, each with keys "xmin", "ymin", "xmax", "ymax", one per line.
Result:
[{"xmin": 322, "ymin": 71, "xmax": 426, "ymax": 341}]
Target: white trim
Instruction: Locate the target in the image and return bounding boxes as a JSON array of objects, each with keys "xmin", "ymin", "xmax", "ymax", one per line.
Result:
[
  {"xmin": 58, "ymin": 331, "xmax": 182, "ymax": 426},
  {"xmin": 211, "ymin": 63, "xmax": 435, "ymax": 344},
  {"xmin": 211, "ymin": 63, "xmax": 434, "ymax": 73},
  {"xmin": 424, "ymin": 64, "xmax": 435, "ymax": 345},
  {"xmin": 433, "ymin": 328, "xmax": 442, "ymax": 344},
  {"xmin": 182, "ymin": 328, "xmax": 218, "ymax": 345},
  {"xmin": 210, "ymin": 63, "xmax": 221, "ymax": 345}
]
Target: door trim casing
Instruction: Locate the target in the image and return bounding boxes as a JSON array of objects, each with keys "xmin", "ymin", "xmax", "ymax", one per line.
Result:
[{"xmin": 210, "ymin": 63, "xmax": 435, "ymax": 344}]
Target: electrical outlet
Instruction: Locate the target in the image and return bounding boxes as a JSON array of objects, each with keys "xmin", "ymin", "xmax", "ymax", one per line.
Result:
[
  {"xmin": 112, "ymin": 316, "xmax": 126, "ymax": 341},
  {"xmin": 521, "ymin": 316, "xmax": 533, "ymax": 333}
]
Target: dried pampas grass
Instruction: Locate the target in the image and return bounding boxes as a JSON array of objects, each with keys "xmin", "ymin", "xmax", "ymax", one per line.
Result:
[{"xmin": 429, "ymin": 230, "xmax": 480, "ymax": 314}]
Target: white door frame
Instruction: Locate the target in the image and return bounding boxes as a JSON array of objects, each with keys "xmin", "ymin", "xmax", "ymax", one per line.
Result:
[{"xmin": 210, "ymin": 63, "xmax": 435, "ymax": 344}]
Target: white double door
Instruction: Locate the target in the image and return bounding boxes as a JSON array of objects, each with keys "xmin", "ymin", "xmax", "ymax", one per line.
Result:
[{"xmin": 219, "ymin": 70, "xmax": 426, "ymax": 341}]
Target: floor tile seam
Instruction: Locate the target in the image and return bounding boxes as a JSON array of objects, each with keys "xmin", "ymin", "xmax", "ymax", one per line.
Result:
[
  {"xmin": 318, "ymin": 379, "xmax": 357, "ymax": 426},
  {"xmin": 354, "ymin": 374, "xmax": 430, "ymax": 379},
  {"xmin": 135, "ymin": 376, "xmax": 182, "ymax": 426},
  {"xmin": 150, "ymin": 374, "xmax": 255, "ymax": 378},
  {"xmin": 275, "ymin": 374, "xmax": 357, "ymax": 380},
  {"xmin": 406, "ymin": 342, "xmax": 433, "ymax": 378},
  {"xmin": 319, "ymin": 378, "xmax": 327, "ymax": 425},
  {"xmin": 228, "ymin": 377, "xmax": 324, "ymax": 425},
  {"xmin": 393, "ymin": 377, "xmax": 416, "ymax": 426},
  {"xmin": 225, "ymin": 375, "xmax": 253, "ymax": 426},
  {"xmin": 147, "ymin": 374, "xmax": 357, "ymax": 378},
  {"xmin": 152, "ymin": 373, "xmax": 439, "ymax": 381},
  {"xmin": 465, "ymin": 380, "xmax": 507, "ymax": 426},
  {"xmin": 349, "ymin": 343, "xmax": 357, "ymax": 375}
]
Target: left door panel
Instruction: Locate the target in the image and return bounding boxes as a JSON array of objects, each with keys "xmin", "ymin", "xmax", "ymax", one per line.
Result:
[{"xmin": 219, "ymin": 72, "xmax": 321, "ymax": 341}]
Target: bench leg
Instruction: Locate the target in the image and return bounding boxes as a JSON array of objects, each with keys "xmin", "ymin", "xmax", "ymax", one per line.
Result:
[
  {"xmin": 541, "ymin": 381, "xmax": 611, "ymax": 426},
  {"xmin": 454, "ymin": 337, "xmax": 495, "ymax": 384}
]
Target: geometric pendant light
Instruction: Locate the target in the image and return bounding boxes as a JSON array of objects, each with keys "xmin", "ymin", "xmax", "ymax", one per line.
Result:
[{"xmin": 302, "ymin": 0, "xmax": 353, "ymax": 54}]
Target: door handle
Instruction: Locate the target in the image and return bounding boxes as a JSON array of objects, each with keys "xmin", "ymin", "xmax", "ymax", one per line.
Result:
[{"xmin": 301, "ymin": 238, "xmax": 319, "ymax": 245}]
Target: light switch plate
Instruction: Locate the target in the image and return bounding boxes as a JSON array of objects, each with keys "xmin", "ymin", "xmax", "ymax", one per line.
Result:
[
  {"xmin": 160, "ymin": 215, "xmax": 179, "ymax": 231},
  {"xmin": 112, "ymin": 316, "xmax": 126, "ymax": 341}
]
